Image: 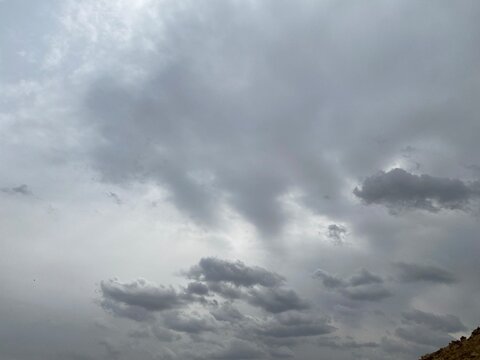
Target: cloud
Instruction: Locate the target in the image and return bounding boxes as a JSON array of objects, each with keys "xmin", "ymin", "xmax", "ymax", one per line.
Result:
[
  {"xmin": 162, "ymin": 311, "xmax": 217, "ymax": 334},
  {"xmin": 402, "ymin": 309, "xmax": 466, "ymax": 333},
  {"xmin": 186, "ymin": 282, "xmax": 210, "ymax": 296},
  {"xmin": 211, "ymin": 339, "xmax": 266, "ymax": 360},
  {"xmin": 99, "ymin": 278, "xmax": 187, "ymax": 320},
  {"xmin": 210, "ymin": 303, "xmax": 244, "ymax": 323},
  {"xmin": 340, "ymin": 285, "xmax": 392, "ymax": 302},
  {"xmin": 326, "ymin": 224, "xmax": 347, "ymax": 244},
  {"xmin": 348, "ymin": 269, "xmax": 384, "ymax": 286},
  {"xmin": 395, "ymin": 325, "xmax": 453, "ymax": 347},
  {"xmin": 394, "ymin": 262, "xmax": 457, "ymax": 284},
  {"xmin": 246, "ymin": 288, "xmax": 309, "ymax": 314},
  {"xmin": 152, "ymin": 325, "xmax": 182, "ymax": 342},
  {"xmin": 257, "ymin": 311, "xmax": 335, "ymax": 338},
  {"xmin": 354, "ymin": 168, "xmax": 480, "ymax": 213},
  {"xmin": 314, "ymin": 268, "xmax": 391, "ymax": 302},
  {"xmin": 1, "ymin": 184, "xmax": 32, "ymax": 196},
  {"xmin": 185, "ymin": 258, "xmax": 285, "ymax": 288}
]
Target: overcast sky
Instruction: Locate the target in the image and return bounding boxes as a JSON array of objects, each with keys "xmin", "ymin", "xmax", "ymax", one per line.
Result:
[{"xmin": 1, "ymin": 1, "xmax": 480, "ymax": 359}]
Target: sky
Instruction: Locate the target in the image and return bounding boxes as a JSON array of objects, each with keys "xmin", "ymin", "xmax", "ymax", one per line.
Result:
[{"xmin": 1, "ymin": 1, "xmax": 480, "ymax": 359}]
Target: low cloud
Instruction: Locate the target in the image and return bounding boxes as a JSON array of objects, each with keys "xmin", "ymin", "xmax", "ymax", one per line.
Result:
[
  {"xmin": 162, "ymin": 311, "xmax": 217, "ymax": 334},
  {"xmin": 326, "ymin": 224, "xmax": 347, "ymax": 244},
  {"xmin": 395, "ymin": 325, "xmax": 453, "ymax": 347},
  {"xmin": 246, "ymin": 288, "xmax": 309, "ymax": 314},
  {"xmin": 1, "ymin": 184, "xmax": 32, "ymax": 196},
  {"xmin": 99, "ymin": 278, "xmax": 189, "ymax": 321},
  {"xmin": 211, "ymin": 339, "xmax": 266, "ymax": 360},
  {"xmin": 402, "ymin": 309, "xmax": 466, "ymax": 333},
  {"xmin": 394, "ymin": 262, "xmax": 457, "ymax": 284},
  {"xmin": 257, "ymin": 312, "xmax": 336, "ymax": 338},
  {"xmin": 185, "ymin": 258, "xmax": 285, "ymax": 288},
  {"xmin": 314, "ymin": 268, "xmax": 391, "ymax": 302},
  {"xmin": 354, "ymin": 168, "xmax": 480, "ymax": 213}
]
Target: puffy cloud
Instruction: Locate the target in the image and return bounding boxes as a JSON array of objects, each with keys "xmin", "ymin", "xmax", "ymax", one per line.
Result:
[
  {"xmin": 354, "ymin": 168, "xmax": 480, "ymax": 213},
  {"xmin": 185, "ymin": 258, "xmax": 285, "ymax": 288},
  {"xmin": 394, "ymin": 262, "xmax": 457, "ymax": 284}
]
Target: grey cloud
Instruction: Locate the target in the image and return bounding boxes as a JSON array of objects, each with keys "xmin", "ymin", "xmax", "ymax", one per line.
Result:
[
  {"xmin": 394, "ymin": 262, "xmax": 457, "ymax": 284},
  {"xmin": 127, "ymin": 327, "xmax": 151, "ymax": 339},
  {"xmin": 348, "ymin": 269, "xmax": 384, "ymax": 286},
  {"xmin": 327, "ymin": 224, "xmax": 347, "ymax": 244},
  {"xmin": 257, "ymin": 312, "xmax": 335, "ymax": 338},
  {"xmin": 100, "ymin": 279, "xmax": 186, "ymax": 320},
  {"xmin": 395, "ymin": 325, "xmax": 453, "ymax": 347},
  {"xmin": 1, "ymin": 184, "xmax": 32, "ymax": 196},
  {"xmin": 314, "ymin": 268, "xmax": 391, "ymax": 302},
  {"xmin": 340, "ymin": 285, "xmax": 392, "ymax": 302},
  {"xmin": 318, "ymin": 337, "xmax": 379, "ymax": 350},
  {"xmin": 354, "ymin": 168, "xmax": 480, "ymax": 212},
  {"xmin": 313, "ymin": 269, "xmax": 345, "ymax": 289},
  {"xmin": 211, "ymin": 339, "xmax": 265, "ymax": 360},
  {"xmin": 185, "ymin": 258, "xmax": 285, "ymax": 288},
  {"xmin": 101, "ymin": 297, "xmax": 155, "ymax": 322},
  {"xmin": 98, "ymin": 340, "xmax": 121, "ymax": 360},
  {"xmin": 152, "ymin": 326, "xmax": 182, "ymax": 342},
  {"xmin": 186, "ymin": 282, "xmax": 210, "ymax": 296},
  {"xmin": 107, "ymin": 191, "xmax": 122, "ymax": 205},
  {"xmin": 206, "ymin": 282, "xmax": 245, "ymax": 300},
  {"xmin": 210, "ymin": 303, "xmax": 244, "ymax": 323},
  {"xmin": 268, "ymin": 346, "xmax": 294, "ymax": 358},
  {"xmin": 162, "ymin": 312, "xmax": 217, "ymax": 335},
  {"xmin": 246, "ymin": 288, "xmax": 309, "ymax": 314},
  {"xmin": 402, "ymin": 309, "xmax": 466, "ymax": 333}
]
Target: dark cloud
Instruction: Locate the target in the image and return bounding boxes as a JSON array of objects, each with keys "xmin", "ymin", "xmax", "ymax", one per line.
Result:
[
  {"xmin": 257, "ymin": 312, "xmax": 335, "ymax": 338},
  {"xmin": 394, "ymin": 262, "xmax": 457, "ymax": 284},
  {"xmin": 206, "ymin": 282, "xmax": 244, "ymax": 300},
  {"xmin": 348, "ymin": 269, "xmax": 384, "ymax": 286},
  {"xmin": 106, "ymin": 191, "xmax": 122, "ymax": 205},
  {"xmin": 314, "ymin": 268, "xmax": 391, "ymax": 302},
  {"xmin": 152, "ymin": 325, "xmax": 182, "ymax": 342},
  {"xmin": 340, "ymin": 285, "xmax": 392, "ymax": 302},
  {"xmin": 354, "ymin": 168, "xmax": 480, "ymax": 213},
  {"xmin": 210, "ymin": 303, "xmax": 244, "ymax": 323},
  {"xmin": 185, "ymin": 258, "xmax": 285, "ymax": 288},
  {"xmin": 402, "ymin": 309, "xmax": 466, "ymax": 333},
  {"xmin": 395, "ymin": 325, "xmax": 453, "ymax": 347},
  {"xmin": 162, "ymin": 311, "xmax": 217, "ymax": 335},
  {"xmin": 186, "ymin": 282, "xmax": 210, "ymax": 296},
  {"xmin": 210, "ymin": 339, "xmax": 265, "ymax": 360},
  {"xmin": 100, "ymin": 279, "xmax": 187, "ymax": 320},
  {"xmin": 246, "ymin": 287, "xmax": 309, "ymax": 314},
  {"xmin": 318, "ymin": 337, "xmax": 379, "ymax": 350},
  {"xmin": 1, "ymin": 184, "xmax": 32, "ymax": 196},
  {"xmin": 326, "ymin": 224, "xmax": 347, "ymax": 244}
]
